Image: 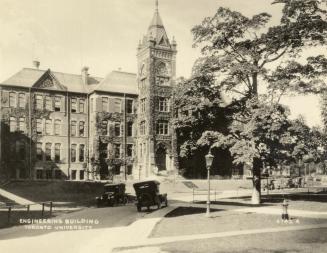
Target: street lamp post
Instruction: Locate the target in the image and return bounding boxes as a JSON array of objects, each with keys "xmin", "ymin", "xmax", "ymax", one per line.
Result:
[{"xmin": 205, "ymin": 149, "xmax": 214, "ymax": 217}]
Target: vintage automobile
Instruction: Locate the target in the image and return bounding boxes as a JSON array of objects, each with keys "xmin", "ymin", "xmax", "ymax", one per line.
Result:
[
  {"xmin": 96, "ymin": 183, "xmax": 128, "ymax": 207},
  {"xmin": 133, "ymin": 180, "xmax": 168, "ymax": 212}
]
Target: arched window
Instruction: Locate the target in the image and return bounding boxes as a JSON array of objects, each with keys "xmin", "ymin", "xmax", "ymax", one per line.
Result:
[
  {"xmin": 9, "ymin": 92, "xmax": 16, "ymax": 108},
  {"xmin": 45, "ymin": 119, "xmax": 52, "ymax": 135},
  {"xmin": 45, "ymin": 143, "xmax": 52, "ymax": 161},
  {"xmin": 54, "ymin": 119, "xmax": 61, "ymax": 135},
  {"xmin": 18, "ymin": 118, "xmax": 26, "ymax": 133},
  {"xmin": 9, "ymin": 117, "xmax": 17, "ymax": 132},
  {"xmin": 79, "ymin": 121, "xmax": 85, "ymax": 137},
  {"xmin": 55, "ymin": 143, "xmax": 61, "ymax": 162},
  {"xmin": 71, "ymin": 121, "xmax": 77, "ymax": 136}
]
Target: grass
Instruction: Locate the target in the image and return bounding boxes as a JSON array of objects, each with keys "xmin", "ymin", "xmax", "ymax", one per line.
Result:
[
  {"xmin": 155, "ymin": 228, "xmax": 327, "ymax": 253},
  {"xmin": 151, "ymin": 206, "xmax": 327, "ymax": 238}
]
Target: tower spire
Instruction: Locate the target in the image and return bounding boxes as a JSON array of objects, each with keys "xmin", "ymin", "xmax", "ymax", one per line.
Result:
[{"xmin": 155, "ymin": 0, "xmax": 159, "ymax": 13}]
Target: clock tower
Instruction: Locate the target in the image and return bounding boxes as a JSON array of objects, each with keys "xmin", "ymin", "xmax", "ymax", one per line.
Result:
[{"xmin": 135, "ymin": 0, "xmax": 177, "ymax": 178}]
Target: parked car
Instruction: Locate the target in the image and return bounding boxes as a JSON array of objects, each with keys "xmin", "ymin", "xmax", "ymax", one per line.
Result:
[
  {"xmin": 133, "ymin": 180, "xmax": 168, "ymax": 212},
  {"xmin": 96, "ymin": 183, "xmax": 128, "ymax": 207}
]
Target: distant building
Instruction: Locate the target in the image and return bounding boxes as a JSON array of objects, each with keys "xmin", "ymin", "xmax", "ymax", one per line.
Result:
[{"xmin": 0, "ymin": 2, "xmax": 177, "ymax": 181}]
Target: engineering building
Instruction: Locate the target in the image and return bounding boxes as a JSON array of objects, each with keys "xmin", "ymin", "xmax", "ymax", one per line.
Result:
[{"xmin": 0, "ymin": 2, "xmax": 178, "ymax": 181}]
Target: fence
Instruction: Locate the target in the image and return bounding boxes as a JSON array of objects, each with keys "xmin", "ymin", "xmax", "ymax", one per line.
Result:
[
  {"xmin": 0, "ymin": 201, "xmax": 53, "ymax": 225},
  {"xmin": 192, "ymin": 188, "xmax": 218, "ymax": 203}
]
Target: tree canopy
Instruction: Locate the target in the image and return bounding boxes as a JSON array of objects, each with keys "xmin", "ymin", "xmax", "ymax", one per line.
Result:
[{"xmin": 173, "ymin": 0, "xmax": 327, "ymax": 203}]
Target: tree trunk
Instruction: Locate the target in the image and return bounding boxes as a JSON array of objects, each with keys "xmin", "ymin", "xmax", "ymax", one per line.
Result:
[{"xmin": 251, "ymin": 158, "xmax": 262, "ymax": 205}]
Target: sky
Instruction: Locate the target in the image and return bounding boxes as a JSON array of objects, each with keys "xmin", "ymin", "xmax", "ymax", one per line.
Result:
[{"xmin": 0, "ymin": 0, "xmax": 324, "ymax": 127}]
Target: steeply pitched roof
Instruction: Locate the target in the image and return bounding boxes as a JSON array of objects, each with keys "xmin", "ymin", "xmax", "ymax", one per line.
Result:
[
  {"xmin": 147, "ymin": 4, "xmax": 170, "ymax": 48},
  {"xmin": 1, "ymin": 68, "xmax": 103, "ymax": 93},
  {"xmin": 94, "ymin": 70, "xmax": 138, "ymax": 95}
]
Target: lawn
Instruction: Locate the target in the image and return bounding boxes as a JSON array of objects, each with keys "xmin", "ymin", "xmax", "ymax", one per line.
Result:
[
  {"xmin": 155, "ymin": 228, "xmax": 327, "ymax": 253},
  {"xmin": 151, "ymin": 206, "xmax": 327, "ymax": 238}
]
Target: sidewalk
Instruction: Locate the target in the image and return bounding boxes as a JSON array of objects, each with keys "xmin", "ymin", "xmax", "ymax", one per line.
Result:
[{"xmin": 0, "ymin": 188, "xmax": 42, "ymax": 211}]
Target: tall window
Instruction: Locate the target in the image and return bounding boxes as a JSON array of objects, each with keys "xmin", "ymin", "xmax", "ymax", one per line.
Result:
[
  {"xmin": 102, "ymin": 121, "xmax": 108, "ymax": 135},
  {"xmin": 18, "ymin": 141, "xmax": 25, "ymax": 160},
  {"xmin": 114, "ymin": 122, "xmax": 121, "ymax": 137},
  {"xmin": 71, "ymin": 121, "xmax": 77, "ymax": 136},
  {"xmin": 55, "ymin": 143, "xmax": 61, "ymax": 163},
  {"xmin": 36, "ymin": 142, "xmax": 43, "ymax": 160},
  {"xmin": 9, "ymin": 117, "xmax": 17, "ymax": 132},
  {"xmin": 54, "ymin": 119, "xmax": 61, "ymax": 135},
  {"xmin": 36, "ymin": 119, "xmax": 43, "ymax": 135},
  {"xmin": 157, "ymin": 121, "xmax": 169, "ymax": 135},
  {"xmin": 127, "ymin": 144, "xmax": 134, "ymax": 157},
  {"xmin": 102, "ymin": 97, "xmax": 109, "ymax": 112},
  {"xmin": 79, "ymin": 99, "xmax": 85, "ymax": 113},
  {"xmin": 114, "ymin": 144, "xmax": 121, "ymax": 158},
  {"xmin": 79, "ymin": 121, "xmax": 85, "ymax": 137},
  {"xmin": 45, "ymin": 143, "xmax": 52, "ymax": 161},
  {"xmin": 126, "ymin": 99, "xmax": 134, "ymax": 114},
  {"xmin": 158, "ymin": 97, "xmax": 170, "ymax": 112},
  {"xmin": 71, "ymin": 144, "xmax": 77, "ymax": 162},
  {"xmin": 140, "ymin": 121, "xmax": 146, "ymax": 135},
  {"xmin": 140, "ymin": 78, "xmax": 147, "ymax": 89},
  {"xmin": 45, "ymin": 96, "xmax": 53, "ymax": 111},
  {"xmin": 139, "ymin": 143, "xmax": 143, "ymax": 158},
  {"xmin": 80, "ymin": 171, "xmax": 85, "ymax": 180},
  {"xmin": 45, "ymin": 119, "xmax": 52, "ymax": 135},
  {"xmin": 18, "ymin": 118, "xmax": 25, "ymax": 133},
  {"xmin": 71, "ymin": 170, "xmax": 77, "ymax": 180},
  {"xmin": 36, "ymin": 95, "xmax": 43, "ymax": 110},
  {"xmin": 140, "ymin": 98, "xmax": 146, "ymax": 113},
  {"xmin": 18, "ymin": 93, "xmax": 25, "ymax": 108},
  {"xmin": 71, "ymin": 98, "xmax": 77, "ymax": 113},
  {"xmin": 54, "ymin": 96, "xmax": 61, "ymax": 112},
  {"xmin": 127, "ymin": 122, "xmax": 133, "ymax": 137},
  {"xmin": 9, "ymin": 92, "xmax": 16, "ymax": 108},
  {"xmin": 114, "ymin": 98, "xmax": 122, "ymax": 113},
  {"xmin": 90, "ymin": 98, "xmax": 94, "ymax": 113},
  {"xmin": 79, "ymin": 144, "xmax": 85, "ymax": 162}
]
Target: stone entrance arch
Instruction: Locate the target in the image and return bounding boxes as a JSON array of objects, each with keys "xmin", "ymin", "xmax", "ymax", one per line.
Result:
[
  {"xmin": 155, "ymin": 143, "xmax": 173, "ymax": 172},
  {"xmin": 156, "ymin": 145, "xmax": 167, "ymax": 171}
]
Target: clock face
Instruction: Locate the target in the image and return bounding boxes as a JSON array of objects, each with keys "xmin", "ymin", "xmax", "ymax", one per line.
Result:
[{"xmin": 156, "ymin": 62, "xmax": 170, "ymax": 76}]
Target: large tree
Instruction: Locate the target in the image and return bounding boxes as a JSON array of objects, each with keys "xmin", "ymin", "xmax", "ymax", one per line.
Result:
[{"xmin": 186, "ymin": 0, "xmax": 327, "ymax": 204}]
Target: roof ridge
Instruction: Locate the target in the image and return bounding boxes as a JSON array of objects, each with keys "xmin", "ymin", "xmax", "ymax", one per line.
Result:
[
  {"xmin": 23, "ymin": 67, "xmax": 104, "ymax": 80},
  {"xmin": 111, "ymin": 70, "xmax": 136, "ymax": 76}
]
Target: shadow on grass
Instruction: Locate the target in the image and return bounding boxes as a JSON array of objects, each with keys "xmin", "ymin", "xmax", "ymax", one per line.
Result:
[
  {"xmin": 164, "ymin": 207, "xmax": 223, "ymax": 218},
  {"xmin": 194, "ymin": 200, "xmax": 272, "ymax": 208},
  {"xmin": 227, "ymin": 190, "xmax": 327, "ymax": 205}
]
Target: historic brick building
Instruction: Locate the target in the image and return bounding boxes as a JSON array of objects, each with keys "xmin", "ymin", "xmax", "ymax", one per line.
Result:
[{"xmin": 0, "ymin": 2, "xmax": 177, "ymax": 181}]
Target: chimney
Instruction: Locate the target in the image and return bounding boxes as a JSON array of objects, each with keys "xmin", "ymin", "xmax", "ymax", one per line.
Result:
[
  {"xmin": 33, "ymin": 60, "xmax": 40, "ymax": 69},
  {"xmin": 81, "ymin": 66, "xmax": 89, "ymax": 85}
]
